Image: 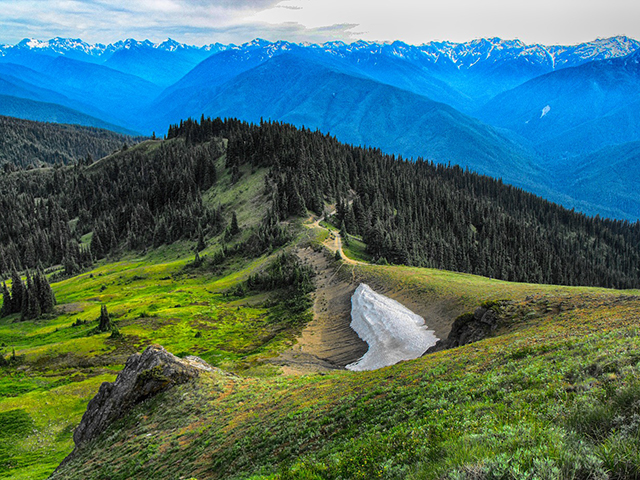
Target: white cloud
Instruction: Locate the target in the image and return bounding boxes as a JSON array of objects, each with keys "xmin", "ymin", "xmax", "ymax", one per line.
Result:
[
  {"xmin": 251, "ymin": 0, "xmax": 640, "ymax": 45},
  {"xmin": 0, "ymin": 0, "xmax": 638, "ymax": 46}
]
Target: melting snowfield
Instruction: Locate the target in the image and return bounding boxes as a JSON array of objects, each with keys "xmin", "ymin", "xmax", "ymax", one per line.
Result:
[{"xmin": 346, "ymin": 284, "xmax": 439, "ymax": 371}]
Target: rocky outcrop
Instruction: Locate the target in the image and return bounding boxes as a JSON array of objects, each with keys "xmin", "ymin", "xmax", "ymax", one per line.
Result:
[
  {"xmin": 426, "ymin": 304, "xmax": 502, "ymax": 354},
  {"xmin": 73, "ymin": 344, "xmax": 217, "ymax": 449}
]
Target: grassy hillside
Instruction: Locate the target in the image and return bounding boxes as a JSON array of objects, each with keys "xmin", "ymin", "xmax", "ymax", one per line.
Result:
[
  {"xmin": 48, "ymin": 258, "xmax": 640, "ymax": 480},
  {"xmin": 0, "ymin": 153, "xmax": 310, "ymax": 479},
  {"xmin": 3, "ymin": 218, "xmax": 640, "ymax": 479}
]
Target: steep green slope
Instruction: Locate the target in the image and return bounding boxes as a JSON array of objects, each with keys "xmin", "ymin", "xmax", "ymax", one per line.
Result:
[
  {"xmin": 0, "ymin": 115, "xmax": 139, "ymax": 167},
  {"xmin": 49, "ymin": 269, "xmax": 640, "ymax": 480},
  {"xmin": 0, "ymin": 150, "xmax": 307, "ymax": 479}
]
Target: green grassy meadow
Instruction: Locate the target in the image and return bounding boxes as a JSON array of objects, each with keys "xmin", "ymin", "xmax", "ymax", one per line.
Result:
[{"xmin": 0, "ymin": 146, "xmax": 295, "ymax": 479}]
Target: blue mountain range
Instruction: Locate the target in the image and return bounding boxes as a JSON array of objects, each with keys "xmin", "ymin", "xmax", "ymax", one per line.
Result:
[{"xmin": 0, "ymin": 35, "xmax": 638, "ymax": 219}]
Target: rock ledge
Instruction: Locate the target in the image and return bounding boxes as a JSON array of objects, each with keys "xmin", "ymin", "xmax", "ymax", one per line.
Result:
[{"xmin": 73, "ymin": 344, "xmax": 216, "ymax": 449}]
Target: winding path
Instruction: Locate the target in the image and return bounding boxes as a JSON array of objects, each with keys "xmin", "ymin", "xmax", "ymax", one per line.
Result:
[{"xmin": 310, "ymin": 212, "xmax": 367, "ymax": 266}]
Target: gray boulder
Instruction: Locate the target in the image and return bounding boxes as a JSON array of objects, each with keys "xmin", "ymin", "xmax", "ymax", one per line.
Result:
[{"xmin": 73, "ymin": 344, "xmax": 215, "ymax": 448}]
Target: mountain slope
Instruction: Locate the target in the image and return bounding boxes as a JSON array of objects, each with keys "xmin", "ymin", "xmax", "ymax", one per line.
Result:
[
  {"xmin": 1, "ymin": 50, "xmax": 163, "ymax": 124},
  {"xmin": 479, "ymin": 49, "xmax": 640, "ymax": 157},
  {"xmin": 2, "ymin": 36, "xmax": 640, "ymax": 219},
  {"xmin": 25, "ymin": 57, "xmax": 163, "ymax": 121},
  {"xmin": 1, "ymin": 118, "xmax": 640, "ymax": 479},
  {"xmin": 0, "ymin": 64, "xmax": 136, "ymax": 128},
  {"xmin": 49, "ymin": 291, "xmax": 640, "ymax": 480},
  {"xmin": 103, "ymin": 40, "xmax": 212, "ymax": 86},
  {"xmin": 0, "ymin": 96, "xmax": 136, "ymax": 135},
  {"xmin": 551, "ymin": 140, "xmax": 640, "ymax": 219},
  {"xmin": 150, "ymin": 54, "xmax": 541, "ymax": 191},
  {"xmin": 0, "ymin": 115, "xmax": 138, "ymax": 167}
]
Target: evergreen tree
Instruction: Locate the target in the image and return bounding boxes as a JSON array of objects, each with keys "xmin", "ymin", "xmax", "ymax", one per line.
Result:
[
  {"xmin": 34, "ymin": 270, "xmax": 55, "ymax": 314},
  {"xmin": 196, "ymin": 225, "xmax": 206, "ymax": 252},
  {"xmin": 22, "ymin": 273, "xmax": 40, "ymax": 321},
  {"xmin": 10, "ymin": 271, "xmax": 24, "ymax": 316},
  {"xmin": 340, "ymin": 220, "xmax": 349, "ymax": 247},
  {"xmin": 230, "ymin": 212, "xmax": 240, "ymax": 236},
  {"xmin": 1, "ymin": 283, "xmax": 11, "ymax": 317},
  {"xmin": 98, "ymin": 305, "xmax": 111, "ymax": 332}
]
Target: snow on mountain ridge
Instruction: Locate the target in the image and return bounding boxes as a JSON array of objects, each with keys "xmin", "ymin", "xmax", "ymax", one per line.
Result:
[
  {"xmin": 1, "ymin": 35, "xmax": 637, "ymax": 74},
  {"xmin": 13, "ymin": 37, "xmax": 107, "ymax": 56}
]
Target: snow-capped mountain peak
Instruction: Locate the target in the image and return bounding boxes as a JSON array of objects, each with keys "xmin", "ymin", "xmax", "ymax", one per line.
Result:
[
  {"xmin": 13, "ymin": 37, "xmax": 107, "ymax": 56},
  {"xmin": 157, "ymin": 38, "xmax": 182, "ymax": 52},
  {"xmin": 1, "ymin": 35, "xmax": 638, "ymax": 74}
]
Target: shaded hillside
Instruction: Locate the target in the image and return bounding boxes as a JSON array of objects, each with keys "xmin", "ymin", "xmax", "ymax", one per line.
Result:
[
  {"xmin": 27, "ymin": 56, "xmax": 162, "ymax": 124},
  {"xmin": 552, "ymin": 140, "xmax": 640, "ymax": 219},
  {"xmin": 0, "ymin": 63, "xmax": 140, "ymax": 133},
  {"xmin": 0, "ymin": 115, "xmax": 140, "ymax": 168},
  {"xmin": 479, "ymin": 50, "xmax": 640, "ymax": 157},
  {"xmin": 149, "ymin": 54, "xmax": 541, "ymax": 193}
]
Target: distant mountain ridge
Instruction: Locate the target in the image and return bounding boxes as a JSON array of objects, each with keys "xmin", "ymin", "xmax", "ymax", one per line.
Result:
[
  {"xmin": 0, "ymin": 37, "xmax": 228, "ymax": 59},
  {"xmin": 2, "ymin": 35, "xmax": 637, "ymax": 67}
]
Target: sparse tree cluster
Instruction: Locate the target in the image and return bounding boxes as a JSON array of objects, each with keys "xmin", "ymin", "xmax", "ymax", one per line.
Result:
[{"xmin": 1, "ymin": 270, "xmax": 55, "ymax": 320}]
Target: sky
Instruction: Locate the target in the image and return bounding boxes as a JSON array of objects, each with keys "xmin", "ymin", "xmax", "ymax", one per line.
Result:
[{"xmin": 0, "ymin": 0, "xmax": 639, "ymax": 47}]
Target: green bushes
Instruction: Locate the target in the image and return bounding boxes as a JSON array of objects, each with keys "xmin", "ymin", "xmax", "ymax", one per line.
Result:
[{"xmin": 567, "ymin": 380, "xmax": 640, "ymax": 442}]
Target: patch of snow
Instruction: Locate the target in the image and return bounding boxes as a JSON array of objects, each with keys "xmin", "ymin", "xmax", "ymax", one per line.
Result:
[
  {"xmin": 346, "ymin": 284, "xmax": 438, "ymax": 371},
  {"xmin": 540, "ymin": 105, "xmax": 551, "ymax": 118}
]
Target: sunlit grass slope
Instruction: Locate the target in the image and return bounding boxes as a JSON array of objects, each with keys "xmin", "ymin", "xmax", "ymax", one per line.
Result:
[
  {"xmin": 0, "ymin": 142, "xmax": 285, "ymax": 480},
  {"xmin": 51, "ymin": 288, "xmax": 640, "ymax": 479},
  {"xmin": 0, "ymin": 250, "xmax": 270, "ymax": 478},
  {"xmin": 2, "ymin": 168, "xmax": 640, "ymax": 479}
]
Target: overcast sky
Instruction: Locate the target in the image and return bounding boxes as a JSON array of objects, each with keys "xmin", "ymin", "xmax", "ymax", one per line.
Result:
[{"xmin": 0, "ymin": 0, "xmax": 638, "ymax": 46}]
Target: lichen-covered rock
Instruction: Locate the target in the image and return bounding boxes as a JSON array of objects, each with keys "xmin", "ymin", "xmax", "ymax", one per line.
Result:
[
  {"xmin": 72, "ymin": 345, "xmax": 216, "ymax": 449},
  {"xmin": 425, "ymin": 304, "xmax": 503, "ymax": 354}
]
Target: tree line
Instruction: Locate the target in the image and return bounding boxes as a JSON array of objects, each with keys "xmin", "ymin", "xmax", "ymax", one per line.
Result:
[
  {"xmin": 1, "ymin": 270, "xmax": 55, "ymax": 320},
  {"xmin": 169, "ymin": 117, "xmax": 640, "ymax": 289},
  {"xmin": 1, "ymin": 115, "xmax": 639, "ymax": 290}
]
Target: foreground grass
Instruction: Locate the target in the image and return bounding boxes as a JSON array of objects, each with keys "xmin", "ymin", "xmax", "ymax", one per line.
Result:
[
  {"xmin": 51, "ymin": 292, "xmax": 640, "ymax": 479},
  {"xmin": 2, "ymin": 224, "xmax": 640, "ymax": 479}
]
